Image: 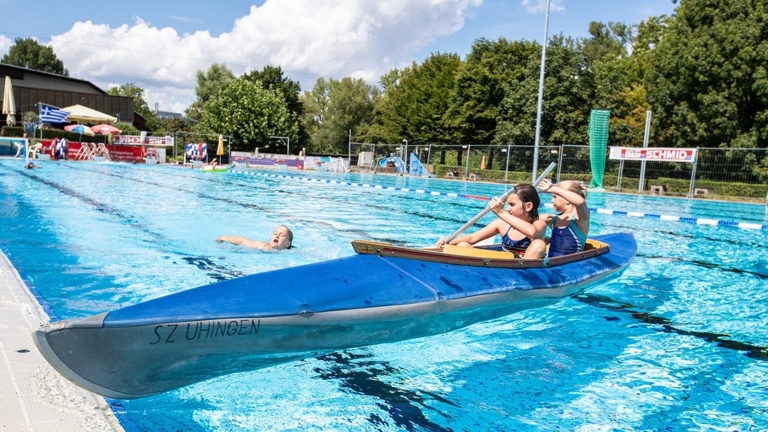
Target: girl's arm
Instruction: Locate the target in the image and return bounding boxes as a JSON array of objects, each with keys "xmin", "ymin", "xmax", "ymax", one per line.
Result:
[
  {"xmin": 488, "ymin": 197, "xmax": 540, "ymax": 238},
  {"xmin": 436, "ymin": 222, "xmax": 501, "ymax": 250},
  {"xmin": 538, "ymin": 180, "xmax": 586, "ymax": 207},
  {"xmin": 539, "ymin": 180, "xmax": 590, "ymax": 234}
]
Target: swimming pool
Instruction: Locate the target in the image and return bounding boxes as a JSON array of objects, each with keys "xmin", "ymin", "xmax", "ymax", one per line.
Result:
[{"xmin": 1, "ymin": 159, "xmax": 766, "ymax": 431}]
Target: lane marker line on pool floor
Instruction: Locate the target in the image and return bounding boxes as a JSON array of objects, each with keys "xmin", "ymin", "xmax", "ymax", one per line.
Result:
[{"xmin": 230, "ymin": 170, "xmax": 768, "ymax": 231}]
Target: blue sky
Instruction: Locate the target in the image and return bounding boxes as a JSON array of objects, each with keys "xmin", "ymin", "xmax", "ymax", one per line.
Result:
[{"xmin": 0, "ymin": 0, "xmax": 677, "ymax": 113}]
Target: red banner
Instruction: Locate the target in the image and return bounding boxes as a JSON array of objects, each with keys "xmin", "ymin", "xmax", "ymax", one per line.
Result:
[{"xmin": 609, "ymin": 147, "xmax": 697, "ymax": 163}]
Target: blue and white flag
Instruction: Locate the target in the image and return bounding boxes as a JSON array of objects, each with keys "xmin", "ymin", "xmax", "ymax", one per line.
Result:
[{"xmin": 39, "ymin": 103, "xmax": 70, "ymax": 123}]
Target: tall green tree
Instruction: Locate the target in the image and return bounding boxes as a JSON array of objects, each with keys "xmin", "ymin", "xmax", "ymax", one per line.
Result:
[
  {"xmin": 244, "ymin": 65, "xmax": 308, "ymax": 148},
  {"xmin": 199, "ymin": 78, "xmax": 298, "ymax": 152},
  {"xmin": 646, "ymin": 0, "xmax": 768, "ymax": 149},
  {"xmin": 301, "ymin": 77, "xmax": 378, "ymax": 154},
  {"xmin": 2, "ymin": 38, "xmax": 68, "ymax": 76},
  {"xmin": 448, "ymin": 38, "xmax": 538, "ymax": 167},
  {"xmin": 449, "ymin": 38, "xmax": 538, "ymax": 144},
  {"xmin": 374, "ymin": 53, "xmax": 461, "ymax": 163},
  {"xmin": 108, "ymin": 82, "xmax": 158, "ymax": 131},
  {"xmin": 495, "ymin": 35, "xmax": 596, "ymax": 163},
  {"xmin": 185, "ymin": 63, "xmax": 236, "ymax": 123},
  {"xmin": 581, "ymin": 20, "xmax": 648, "ymax": 148}
]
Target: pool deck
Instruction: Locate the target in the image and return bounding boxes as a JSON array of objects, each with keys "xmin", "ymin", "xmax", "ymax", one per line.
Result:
[{"xmin": 0, "ymin": 250, "xmax": 122, "ymax": 431}]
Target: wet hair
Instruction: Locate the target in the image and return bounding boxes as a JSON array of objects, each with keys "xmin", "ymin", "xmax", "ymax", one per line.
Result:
[
  {"xmin": 277, "ymin": 225, "xmax": 294, "ymax": 249},
  {"xmin": 557, "ymin": 180, "xmax": 588, "ymax": 199},
  {"xmin": 510, "ymin": 184, "xmax": 540, "ymax": 221}
]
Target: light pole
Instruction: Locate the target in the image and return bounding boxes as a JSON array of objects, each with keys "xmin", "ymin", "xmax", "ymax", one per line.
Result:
[
  {"xmin": 269, "ymin": 136, "xmax": 290, "ymax": 155},
  {"xmin": 532, "ymin": 0, "xmax": 551, "ymax": 182}
]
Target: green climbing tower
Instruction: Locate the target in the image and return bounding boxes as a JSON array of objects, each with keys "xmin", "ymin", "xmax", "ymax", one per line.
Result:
[{"xmin": 588, "ymin": 109, "xmax": 610, "ymax": 190}]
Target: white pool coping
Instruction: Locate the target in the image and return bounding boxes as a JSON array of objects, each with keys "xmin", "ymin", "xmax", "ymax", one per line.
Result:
[{"xmin": 0, "ymin": 250, "xmax": 123, "ymax": 432}]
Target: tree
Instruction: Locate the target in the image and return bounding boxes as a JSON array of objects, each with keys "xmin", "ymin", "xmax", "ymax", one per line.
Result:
[
  {"xmin": 449, "ymin": 38, "xmax": 538, "ymax": 144},
  {"xmin": 646, "ymin": 0, "xmax": 768, "ymax": 149},
  {"xmin": 373, "ymin": 53, "xmax": 461, "ymax": 163},
  {"xmin": 301, "ymin": 77, "xmax": 378, "ymax": 154},
  {"xmin": 2, "ymin": 38, "xmax": 68, "ymax": 76},
  {"xmin": 185, "ymin": 63, "xmax": 236, "ymax": 123},
  {"xmin": 580, "ymin": 20, "xmax": 652, "ymax": 148},
  {"xmin": 495, "ymin": 35, "xmax": 596, "ymax": 171},
  {"xmin": 243, "ymin": 65, "xmax": 308, "ymax": 148},
  {"xmin": 199, "ymin": 78, "xmax": 298, "ymax": 152},
  {"xmin": 448, "ymin": 38, "xmax": 538, "ymax": 167},
  {"xmin": 108, "ymin": 83, "xmax": 157, "ymax": 130}
]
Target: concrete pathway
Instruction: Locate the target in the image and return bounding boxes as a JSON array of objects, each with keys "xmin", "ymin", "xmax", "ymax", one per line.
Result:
[{"xmin": 0, "ymin": 250, "xmax": 122, "ymax": 432}]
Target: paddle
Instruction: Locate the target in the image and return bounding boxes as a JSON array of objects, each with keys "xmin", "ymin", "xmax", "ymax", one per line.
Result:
[{"xmin": 444, "ymin": 161, "xmax": 557, "ymax": 243}]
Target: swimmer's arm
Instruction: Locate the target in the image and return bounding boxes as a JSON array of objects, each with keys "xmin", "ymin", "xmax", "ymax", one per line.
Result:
[{"xmin": 216, "ymin": 236, "xmax": 272, "ymax": 250}]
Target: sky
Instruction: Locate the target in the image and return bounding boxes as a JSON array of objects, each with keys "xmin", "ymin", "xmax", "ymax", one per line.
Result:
[{"xmin": 0, "ymin": 0, "xmax": 677, "ymax": 115}]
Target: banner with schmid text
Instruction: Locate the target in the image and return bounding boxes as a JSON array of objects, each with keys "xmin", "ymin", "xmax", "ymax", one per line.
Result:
[{"xmin": 609, "ymin": 147, "xmax": 697, "ymax": 163}]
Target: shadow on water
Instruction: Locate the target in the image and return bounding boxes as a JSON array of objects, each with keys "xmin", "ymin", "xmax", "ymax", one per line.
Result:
[
  {"xmin": 181, "ymin": 256, "xmax": 243, "ymax": 281},
  {"xmin": 578, "ymin": 293, "xmax": 768, "ymax": 361},
  {"xmin": 315, "ymin": 351, "xmax": 455, "ymax": 432}
]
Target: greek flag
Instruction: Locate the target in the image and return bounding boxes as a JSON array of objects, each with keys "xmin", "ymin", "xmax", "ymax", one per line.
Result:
[{"xmin": 39, "ymin": 103, "xmax": 70, "ymax": 123}]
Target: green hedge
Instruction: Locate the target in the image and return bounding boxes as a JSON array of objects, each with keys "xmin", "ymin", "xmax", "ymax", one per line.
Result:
[
  {"xmin": 432, "ymin": 164, "xmax": 766, "ymax": 200},
  {"xmin": 647, "ymin": 177, "xmax": 766, "ymax": 198}
]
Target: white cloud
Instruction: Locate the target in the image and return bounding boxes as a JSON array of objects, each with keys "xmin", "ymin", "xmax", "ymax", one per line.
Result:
[
  {"xmin": 520, "ymin": 0, "xmax": 565, "ymax": 14},
  {"xmin": 0, "ymin": 35, "xmax": 13, "ymax": 56},
  {"xmin": 44, "ymin": 0, "xmax": 483, "ymax": 113}
]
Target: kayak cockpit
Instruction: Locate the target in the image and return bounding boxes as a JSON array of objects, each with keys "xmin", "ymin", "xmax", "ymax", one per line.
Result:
[{"xmin": 351, "ymin": 238, "xmax": 610, "ymax": 268}]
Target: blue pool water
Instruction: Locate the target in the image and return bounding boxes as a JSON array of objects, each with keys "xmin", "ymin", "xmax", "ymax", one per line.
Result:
[{"xmin": 1, "ymin": 159, "xmax": 766, "ymax": 431}]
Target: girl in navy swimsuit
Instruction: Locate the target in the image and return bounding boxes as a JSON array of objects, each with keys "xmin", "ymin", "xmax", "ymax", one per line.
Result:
[
  {"xmin": 436, "ymin": 184, "xmax": 548, "ymax": 259},
  {"xmin": 536, "ymin": 179, "xmax": 590, "ymax": 258}
]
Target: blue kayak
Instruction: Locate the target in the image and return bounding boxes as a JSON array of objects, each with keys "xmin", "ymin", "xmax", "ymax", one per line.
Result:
[{"xmin": 34, "ymin": 232, "xmax": 636, "ymax": 399}]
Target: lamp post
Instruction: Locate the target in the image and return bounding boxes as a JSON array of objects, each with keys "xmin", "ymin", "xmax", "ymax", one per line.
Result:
[
  {"xmin": 532, "ymin": 0, "xmax": 551, "ymax": 182},
  {"xmin": 269, "ymin": 136, "xmax": 290, "ymax": 155}
]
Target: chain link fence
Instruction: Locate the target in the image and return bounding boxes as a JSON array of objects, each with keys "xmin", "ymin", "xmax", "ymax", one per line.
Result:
[{"xmin": 350, "ymin": 142, "xmax": 768, "ymax": 202}]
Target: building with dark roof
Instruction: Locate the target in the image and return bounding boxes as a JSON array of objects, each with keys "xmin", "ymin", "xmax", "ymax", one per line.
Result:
[{"xmin": 0, "ymin": 63, "xmax": 144, "ymax": 129}]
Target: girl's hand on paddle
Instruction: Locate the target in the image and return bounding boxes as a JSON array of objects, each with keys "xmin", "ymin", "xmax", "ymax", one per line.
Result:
[
  {"xmin": 489, "ymin": 197, "xmax": 505, "ymax": 214},
  {"xmin": 436, "ymin": 238, "xmax": 447, "ymax": 251}
]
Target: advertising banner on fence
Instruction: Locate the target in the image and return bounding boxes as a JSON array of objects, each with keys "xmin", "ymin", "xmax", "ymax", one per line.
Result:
[
  {"xmin": 609, "ymin": 147, "xmax": 696, "ymax": 163},
  {"xmin": 114, "ymin": 135, "xmax": 174, "ymax": 146}
]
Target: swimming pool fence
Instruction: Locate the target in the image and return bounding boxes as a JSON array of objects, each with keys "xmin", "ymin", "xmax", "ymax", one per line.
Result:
[{"xmin": 350, "ymin": 142, "xmax": 768, "ymax": 202}]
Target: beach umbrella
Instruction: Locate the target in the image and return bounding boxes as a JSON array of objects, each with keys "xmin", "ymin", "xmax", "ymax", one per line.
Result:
[
  {"xmin": 90, "ymin": 123, "xmax": 121, "ymax": 135},
  {"xmin": 217, "ymin": 134, "xmax": 225, "ymax": 163},
  {"xmin": 64, "ymin": 124, "xmax": 96, "ymax": 137},
  {"xmin": 2, "ymin": 76, "xmax": 16, "ymax": 126}
]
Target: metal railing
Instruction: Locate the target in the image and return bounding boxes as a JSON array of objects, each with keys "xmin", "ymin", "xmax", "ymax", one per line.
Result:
[{"xmin": 349, "ymin": 142, "xmax": 768, "ymax": 201}]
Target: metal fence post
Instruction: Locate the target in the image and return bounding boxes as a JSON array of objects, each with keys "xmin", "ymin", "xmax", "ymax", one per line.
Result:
[
  {"xmin": 688, "ymin": 147, "xmax": 700, "ymax": 198},
  {"xmin": 639, "ymin": 110, "xmax": 652, "ymax": 191},
  {"xmin": 504, "ymin": 145, "xmax": 510, "ymax": 182}
]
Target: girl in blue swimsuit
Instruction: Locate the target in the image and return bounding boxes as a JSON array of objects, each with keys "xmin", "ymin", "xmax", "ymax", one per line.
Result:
[
  {"xmin": 436, "ymin": 184, "xmax": 548, "ymax": 258},
  {"xmin": 536, "ymin": 179, "xmax": 590, "ymax": 258}
]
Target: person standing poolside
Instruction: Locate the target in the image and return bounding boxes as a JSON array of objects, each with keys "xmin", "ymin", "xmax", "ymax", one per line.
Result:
[
  {"xmin": 216, "ymin": 225, "xmax": 293, "ymax": 251},
  {"xmin": 537, "ymin": 179, "xmax": 590, "ymax": 258},
  {"xmin": 436, "ymin": 184, "xmax": 548, "ymax": 259}
]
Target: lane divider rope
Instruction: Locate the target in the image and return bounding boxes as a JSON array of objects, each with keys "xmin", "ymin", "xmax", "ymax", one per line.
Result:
[{"xmin": 230, "ymin": 170, "xmax": 768, "ymax": 231}]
